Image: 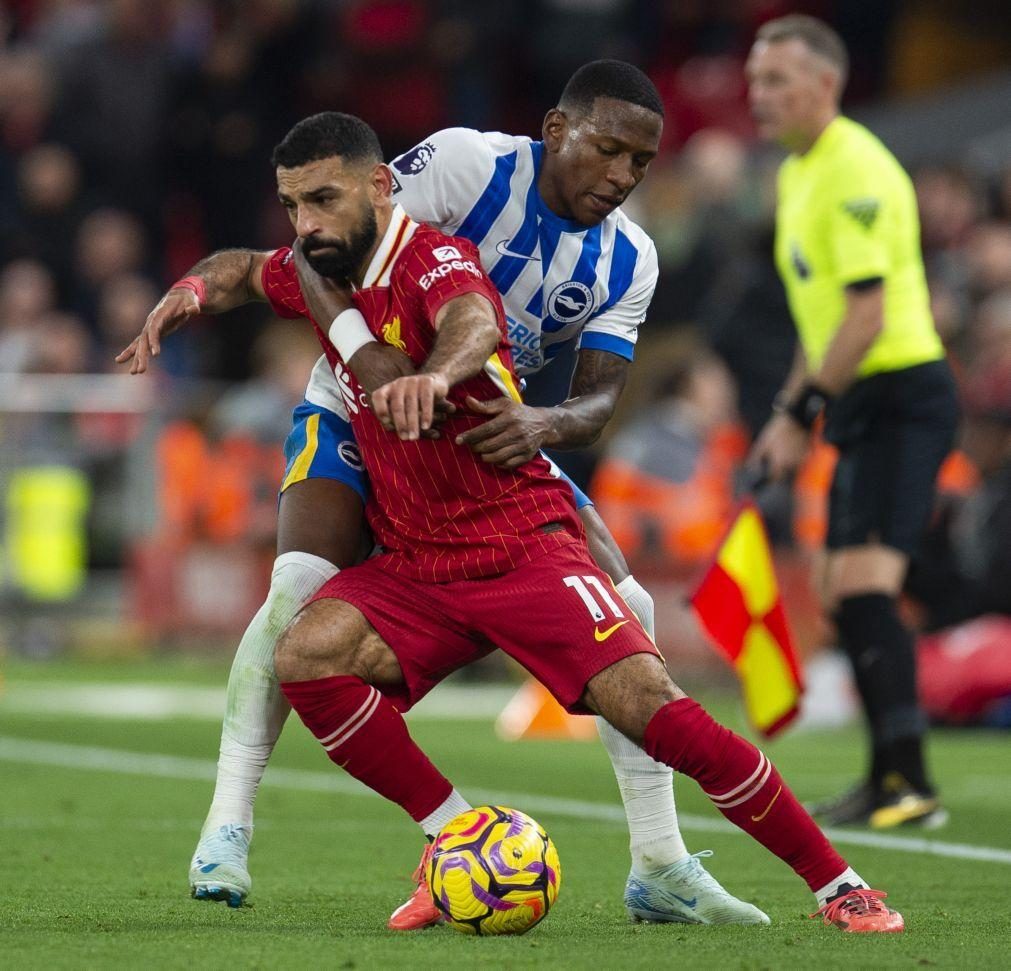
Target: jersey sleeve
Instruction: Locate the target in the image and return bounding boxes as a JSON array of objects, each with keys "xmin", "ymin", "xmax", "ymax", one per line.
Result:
[
  {"xmin": 389, "ymin": 128, "xmax": 499, "ymax": 233},
  {"xmin": 260, "ymin": 247, "xmax": 308, "ymax": 319},
  {"xmin": 823, "ymin": 165, "xmax": 891, "ymax": 284},
  {"xmin": 577, "ymin": 234, "xmax": 658, "ymax": 361},
  {"xmin": 398, "ymin": 234, "xmax": 506, "ymax": 333}
]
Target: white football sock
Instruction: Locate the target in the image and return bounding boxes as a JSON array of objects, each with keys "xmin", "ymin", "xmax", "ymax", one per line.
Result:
[
  {"xmin": 599, "ymin": 575, "xmax": 689, "ymax": 872},
  {"xmin": 419, "ymin": 789, "xmax": 473, "ymax": 840},
  {"xmin": 201, "ymin": 551, "xmax": 338, "ymax": 835},
  {"xmin": 814, "ymin": 867, "xmax": 866, "ymax": 907},
  {"xmin": 615, "ymin": 574, "xmax": 656, "ymax": 640}
]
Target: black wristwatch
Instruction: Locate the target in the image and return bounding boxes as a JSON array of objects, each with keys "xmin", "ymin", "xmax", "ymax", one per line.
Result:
[{"xmin": 775, "ymin": 383, "xmax": 832, "ymax": 431}]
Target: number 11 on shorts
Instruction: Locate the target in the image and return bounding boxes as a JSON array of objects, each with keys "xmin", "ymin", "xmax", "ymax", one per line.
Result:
[{"xmin": 563, "ymin": 575, "xmax": 626, "ymax": 622}]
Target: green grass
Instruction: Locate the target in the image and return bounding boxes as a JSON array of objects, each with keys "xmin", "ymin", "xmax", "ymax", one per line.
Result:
[{"xmin": 1, "ymin": 657, "xmax": 1009, "ymax": 969}]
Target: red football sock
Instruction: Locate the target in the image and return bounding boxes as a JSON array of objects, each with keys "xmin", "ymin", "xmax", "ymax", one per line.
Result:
[
  {"xmin": 643, "ymin": 698, "xmax": 847, "ymax": 891},
  {"xmin": 281, "ymin": 675, "xmax": 452, "ymax": 822}
]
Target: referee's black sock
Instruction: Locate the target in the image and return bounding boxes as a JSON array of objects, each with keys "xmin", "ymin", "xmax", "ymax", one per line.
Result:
[{"xmin": 834, "ymin": 593, "xmax": 932, "ymax": 795}]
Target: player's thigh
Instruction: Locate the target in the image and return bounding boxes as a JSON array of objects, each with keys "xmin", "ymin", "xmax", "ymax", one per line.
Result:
[
  {"xmin": 277, "ymin": 401, "xmax": 370, "ymax": 566},
  {"xmin": 543, "ymin": 453, "xmax": 630, "ymax": 582},
  {"xmin": 275, "ymin": 596, "xmax": 404, "ymax": 686},
  {"xmin": 278, "ymin": 478, "xmax": 368, "ymax": 565},
  {"xmin": 315, "ymin": 559, "xmax": 487, "ymax": 712},
  {"xmin": 469, "ymin": 542, "xmax": 661, "ymax": 717}
]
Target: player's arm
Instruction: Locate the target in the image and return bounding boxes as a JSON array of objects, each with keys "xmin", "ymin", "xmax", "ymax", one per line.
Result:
[
  {"xmin": 116, "ymin": 249, "xmax": 270, "ymax": 374},
  {"xmin": 290, "ymin": 240, "xmax": 415, "ymax": 393},
  {"xmin": 458, "ymin": 349, "xmax": 628, "ymax": 470},
  {"xmin": 458, "ymin": 235, "xmax": 658, "ymax": 470},
  {"xmin": 371, "ymin": 292, "xmax": 500, "ymax": 440}
]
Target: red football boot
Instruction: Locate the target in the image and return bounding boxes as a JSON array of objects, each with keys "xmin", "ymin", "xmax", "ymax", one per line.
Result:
[
  {"xmin": 387, "ymin": 843, "xmax": 442, "ymax": 931},
  {"xmin": 811, "ymin": 888, "xmax": 905, "ymax": 933}
]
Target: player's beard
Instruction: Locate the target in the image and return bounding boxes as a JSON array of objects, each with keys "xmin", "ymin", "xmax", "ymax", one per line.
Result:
[{"xmin": 302, "ymin": 204, "xmax": 378, "ymax": 285}]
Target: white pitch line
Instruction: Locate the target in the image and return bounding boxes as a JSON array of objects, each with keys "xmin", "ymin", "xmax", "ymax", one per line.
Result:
[
  {"xmin": 1, "ymin": 735, "xmax": 1009, "ymax": 866},
  {"xmin": 0, "ymin": 682, "xmax": 516, "ymax": 721}
]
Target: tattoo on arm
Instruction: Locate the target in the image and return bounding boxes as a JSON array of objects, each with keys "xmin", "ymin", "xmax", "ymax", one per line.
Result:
[
  {"xmin": 569, "ymin": 349, "xmax": 629, "ymax": 402},
  {"xmin": 186, "ymin": 249, "xmax": 266, "ymax": 311},
  {"xmin": 542, "ymin": 350, "xmax": 629, "ymax": 450},
  {"xmin": 422, "ymin": 292, "xmax": 500, "ymax": 386}
]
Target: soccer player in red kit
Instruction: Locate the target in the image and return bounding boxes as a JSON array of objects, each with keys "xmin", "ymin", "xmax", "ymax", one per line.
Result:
[{"xmin": 262, "ymin": 112, "xmax": 905, "ymax": 934}]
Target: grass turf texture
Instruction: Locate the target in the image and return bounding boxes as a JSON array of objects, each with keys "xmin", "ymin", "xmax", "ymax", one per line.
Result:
[{"xmin": 1, "ymin": 657, "xmax": 1008, "ymax": 969}]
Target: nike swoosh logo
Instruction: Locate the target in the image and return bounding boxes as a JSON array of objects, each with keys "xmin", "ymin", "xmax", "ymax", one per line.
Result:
[
  {"xmin": 495, "ymin": 239, "xmax": 538, "ymax": 261},
  {"xmin": 594, "ymin": 620, "xmax": 629, "ymax": 642},
  {"xmin": 750, "ymin": 785, "xmax": 783, "ymax": 822},
  {"xmin": 671, "ymin": 894, "xmax": 697, "ymax": 909}
]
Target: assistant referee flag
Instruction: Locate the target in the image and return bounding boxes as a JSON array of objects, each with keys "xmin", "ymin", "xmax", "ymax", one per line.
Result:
[{"xmin": 690, "ymin": 502, "xmax": 803, "ymax": 737}]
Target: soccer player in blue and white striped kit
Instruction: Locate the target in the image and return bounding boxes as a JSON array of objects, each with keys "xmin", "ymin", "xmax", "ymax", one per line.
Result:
[{"xmin": 139, "ymin": 61, "xmax": 766, "ymax": 927}]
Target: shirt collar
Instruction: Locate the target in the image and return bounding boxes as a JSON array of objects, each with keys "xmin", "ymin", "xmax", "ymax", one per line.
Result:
[
  {"xmin": 531, "ymin": 140, "xmax": 594, "ymax": 234},
  {"xmin": 798, "ymin": 115, "xmax": 846, "ymax": 164},
  {"xmin": 360, "ymin": 204, "xmax": 417, "ymax": 289}
]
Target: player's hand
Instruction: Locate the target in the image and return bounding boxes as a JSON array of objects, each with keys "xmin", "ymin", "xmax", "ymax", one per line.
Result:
[
  {"xmin": 292, "ymin": 238, "xmax": 354, "ymax": 323},
  {"xmin": 456, "ymin": 397, "xmax": 552, "ymax": 469},
  {"xmin": 372, "ymin": 373, "xmax": 451, "ymax": 441},
  {"xmin": 748, "ymin": 413, "xmax": 810, "ymax": 482},
  {"xmin": 115, "ymin": 287, "xmax": 201, "ymax": 374}
]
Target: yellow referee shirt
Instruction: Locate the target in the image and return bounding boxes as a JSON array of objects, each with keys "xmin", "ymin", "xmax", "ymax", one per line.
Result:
[{"xmin": 774, "ymin": 116, "xmax": 944, "ymax": 377}]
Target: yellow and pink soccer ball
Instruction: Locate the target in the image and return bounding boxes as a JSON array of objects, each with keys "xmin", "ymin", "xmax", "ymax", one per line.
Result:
[{"xmin": 426, "ymin": 805, "xmax": 561, "ymax": 935}]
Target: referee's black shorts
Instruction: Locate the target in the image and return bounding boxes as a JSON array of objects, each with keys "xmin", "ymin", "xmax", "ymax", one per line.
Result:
[{"xmin": 823, "ymin": 359, "xmax": 958, "ymax": 556}]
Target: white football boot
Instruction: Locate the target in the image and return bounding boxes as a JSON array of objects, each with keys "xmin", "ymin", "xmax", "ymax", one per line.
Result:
[
  {"xmin": 189, "ymin": 824, "xmax": 251, "ymax": 908},
  {"xmin": 624, "ymin": 850, "xmax": 770, "ymax": 925}
]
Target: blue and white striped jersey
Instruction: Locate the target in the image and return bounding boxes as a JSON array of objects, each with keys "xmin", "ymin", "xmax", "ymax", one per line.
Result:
[{"xmin": 389, "ymin": 127, "xmax": 658, "ymax": 376}]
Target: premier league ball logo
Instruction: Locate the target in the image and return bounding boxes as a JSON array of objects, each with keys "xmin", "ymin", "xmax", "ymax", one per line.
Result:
[
  {"xmin": 393, "ymin": 142, "xmax": 437, "ymax": 176},
  {"xmin": 547, "ymin": 281, "xmax": 594, "ymax": 325}
]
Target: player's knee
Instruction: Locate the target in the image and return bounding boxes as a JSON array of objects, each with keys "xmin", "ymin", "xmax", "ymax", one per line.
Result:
[
  {"xmin": 274, "ymin": 600, "xmax": 363, "ymax": 683},
  {"xmin": 583, "ymin": 653, "xmax": 684, "ymax": 744},
  {"xmin": 263, "ymin": 552, "xmax": 339, "ymax": 636}
]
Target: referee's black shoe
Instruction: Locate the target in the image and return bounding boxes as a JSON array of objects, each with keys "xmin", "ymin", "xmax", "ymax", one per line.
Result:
[
  {"xmin": 868, "ymin": 773, "xmax": 948, "ymax": 830},
  {"xmin": 806, "ymin": 782, "xmax": 875, "ymax": 827},
  {"xmin": 807, "ymin": 776, "xmax": 948, "ymax": 830}
]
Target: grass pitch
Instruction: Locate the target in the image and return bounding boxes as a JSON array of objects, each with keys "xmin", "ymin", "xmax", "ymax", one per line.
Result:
[{"xmin": 1, "ymin": 656, "xmax": 1009, "ymax": 969}]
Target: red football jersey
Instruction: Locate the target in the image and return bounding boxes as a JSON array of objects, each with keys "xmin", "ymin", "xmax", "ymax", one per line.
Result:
[{"xmin": 261, "ymin": 209, "xmax": 584, "ymax": 581}]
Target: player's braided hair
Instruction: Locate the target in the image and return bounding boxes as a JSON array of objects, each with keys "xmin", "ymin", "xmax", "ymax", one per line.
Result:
[
  {"xmin": 271, "ymin": 112, "xmax": 383, "ymax": 169},
  {"xmin": 558, "ymin": 60, "xmax": 663, "ymax": 118}
]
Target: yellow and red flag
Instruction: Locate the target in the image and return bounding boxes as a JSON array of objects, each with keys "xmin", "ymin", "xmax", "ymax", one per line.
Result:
[{"xmin": 690, "ymin": 501, "xmax": 803, "ymax": 737}]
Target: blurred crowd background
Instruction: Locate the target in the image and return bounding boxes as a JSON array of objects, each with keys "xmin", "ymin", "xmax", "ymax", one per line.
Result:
[{"xmin": 1, "ymin": 0, "xmax": 1010, "ymax": 721}]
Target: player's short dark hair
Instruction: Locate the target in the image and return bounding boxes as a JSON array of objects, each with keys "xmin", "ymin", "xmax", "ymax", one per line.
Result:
[
  {"xmin": 271, "ymin": 112, "xmax": 383, "ymax": 169},
  {"xmin": 558, "ymin": 59, "xmax": 664, "ymax": 119},
  {"xmin": 755, "ymin": 15, "xmax": 849, "ymax": 87}
]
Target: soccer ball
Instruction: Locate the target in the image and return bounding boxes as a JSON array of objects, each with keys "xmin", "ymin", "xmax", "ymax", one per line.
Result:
[{"xmin": 426, "ymin": 805, "xmax": 561, "ymax": 935}]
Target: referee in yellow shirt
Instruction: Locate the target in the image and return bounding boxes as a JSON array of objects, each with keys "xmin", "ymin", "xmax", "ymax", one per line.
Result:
[{"xmin": 747, "ymin": 15, "xmax": 957, "ymax": 829}]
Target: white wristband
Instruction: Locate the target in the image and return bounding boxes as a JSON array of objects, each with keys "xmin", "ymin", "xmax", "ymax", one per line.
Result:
[{"xmin": 328, "ymin": 308, "xmax": 376, "ymax": 362}]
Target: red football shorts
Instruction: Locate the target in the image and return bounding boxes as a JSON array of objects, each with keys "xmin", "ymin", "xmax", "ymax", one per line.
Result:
[{"xmin": 309, "ymin": 537, "xmax": 662, "ymax": 713}]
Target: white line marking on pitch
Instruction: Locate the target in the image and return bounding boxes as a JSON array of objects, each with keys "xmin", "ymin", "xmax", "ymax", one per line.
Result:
[
  {"xmin": 0, "ymin": 682, "xmax": 515, "ymax": 721},
  {"xmin": 1, "ymin": 735, "xmax": 1009, "ymax": 866}
]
